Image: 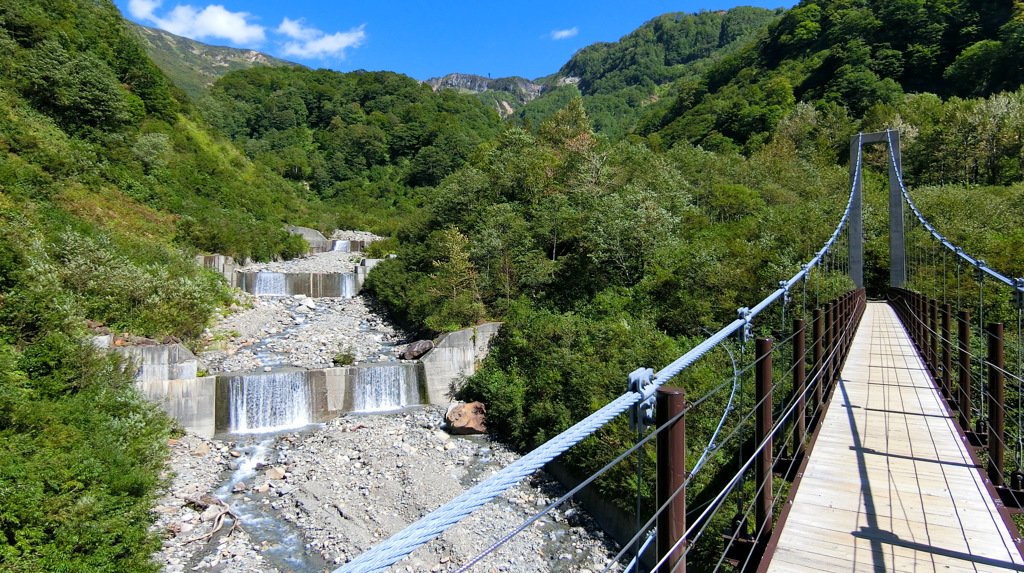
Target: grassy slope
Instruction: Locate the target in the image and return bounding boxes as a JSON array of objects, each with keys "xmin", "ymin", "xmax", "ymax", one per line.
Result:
[{"xmin": 130, "ymin": 22, "xmax": 303, "ymax": 100}]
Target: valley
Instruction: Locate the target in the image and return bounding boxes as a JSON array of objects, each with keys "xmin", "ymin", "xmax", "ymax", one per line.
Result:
[{"xmin": 2, "ymin": 0, "xmax": 1024, "ymax": 571}]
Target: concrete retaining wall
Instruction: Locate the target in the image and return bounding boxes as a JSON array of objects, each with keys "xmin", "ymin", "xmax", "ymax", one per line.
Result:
[
  {"xmin": 125, "ymin": 320, "xmax": 494, "ymax": 435},
  {"xmin": 136, "ymin": 376, "xmax": 216, "ymax": 437},
  {"xmin": 545, "ymin": 460, "xmax": 656, "ymax": 568},
  {"xmin": 283, "ymin": 226, "xmax": 373, "ymax": 254},
  {"xmin": 420, "ymin": 322, "xmax": 502, "ymax": 403},
  {"xmin": 112, "ymin": 343, "xmax": 199, "ymax": 384},
  {"xmin": 195, "ymin": 254, "xmax": 238, "ymax": 286}
]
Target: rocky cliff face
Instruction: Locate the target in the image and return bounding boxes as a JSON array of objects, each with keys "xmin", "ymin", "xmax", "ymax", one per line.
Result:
[{"xmin": 425, "ymin": 73, "xmax": 545, "ymax": 103}]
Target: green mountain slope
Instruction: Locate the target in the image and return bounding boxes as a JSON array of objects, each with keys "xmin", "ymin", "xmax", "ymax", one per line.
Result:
[
  {"xmin": 130, "ymin": 22, "xmax": 303, "ymax": 99},
  {"xmin": 518, "ymin": 7, "xmax": 784, "ymax": 138},
  {"xmin": 647, "ymin": 0, "xmax": 1019, "ymax": 152},
  {"xmin": 200, "ymin": 65, "xmax": 503, "ymax": 229}
]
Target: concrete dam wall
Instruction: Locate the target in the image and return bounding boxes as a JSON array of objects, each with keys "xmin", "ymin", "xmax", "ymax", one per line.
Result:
[
  {"xmin": 235, "ymin": 271, "xmax": 361, "ymax": 298},
  {"xmin": 124, "ymin": 323, "xmax": 498, "ymax": 437}
]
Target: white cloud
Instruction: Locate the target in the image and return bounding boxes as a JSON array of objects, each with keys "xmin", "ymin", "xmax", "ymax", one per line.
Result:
[
  {"xmin": 128, "ymin": 2, "xmax": 366, "ymax": 60},
  {"xmin": 276, "ymin": 17, "xmax": 315, "ymax": 40},
  {"xmin": 128, "ymin": 0, "xmax": 162, "ymax": 20},
  {"xmin": 550, "ymin": 27, "xmax": 578, "ymax": 40},
  {"xmin": 156, "ymin": 4, "xmax": 266, "ymax": 44},
  {"xmin": 278, "ymin": 21, "xmax": 366, "ymax": 59},
  {"xmin": 129, "ymin": 1, "xmax": 265, "ymax": 45}
]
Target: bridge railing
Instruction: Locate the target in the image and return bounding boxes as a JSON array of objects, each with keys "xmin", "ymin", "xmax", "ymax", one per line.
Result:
[
  {"xmin": 883, "ymin": 127, "xmax": 1024, "ymax": 522},
  {"xmin": 335, "ymin": 140, "xmax": 871, "ymax": 573}
]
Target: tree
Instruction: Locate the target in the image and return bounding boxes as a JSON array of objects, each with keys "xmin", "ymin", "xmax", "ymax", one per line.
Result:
[{"xmin": 426, "ymin": 226, "xmax": 485, "ymax": 332}]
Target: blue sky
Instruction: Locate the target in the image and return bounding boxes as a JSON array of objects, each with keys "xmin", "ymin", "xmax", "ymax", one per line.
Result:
[{"xmin": 115, "ymin": 0, "xmax": 796, "ymax": 81}]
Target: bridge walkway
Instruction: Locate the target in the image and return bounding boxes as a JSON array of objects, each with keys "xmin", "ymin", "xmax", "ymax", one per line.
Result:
[{"xmin": 766, "ymin": 301, "xmax": 1024, "ymax": 572}]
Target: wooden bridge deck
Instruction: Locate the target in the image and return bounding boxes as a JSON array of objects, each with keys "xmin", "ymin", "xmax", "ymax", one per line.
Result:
[{"xmin": 766, "ymin": 301, "xmax": 1024, "ymax": 572}]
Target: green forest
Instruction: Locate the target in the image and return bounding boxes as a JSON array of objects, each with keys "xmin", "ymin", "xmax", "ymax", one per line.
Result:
[{"xmin": 1, "ymin": 0, "xmax": 1024, "ymax": 569}]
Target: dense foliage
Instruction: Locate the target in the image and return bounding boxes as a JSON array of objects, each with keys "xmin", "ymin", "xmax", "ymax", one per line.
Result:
[
  {"xmin": 3, "ymin": 0, "xmax": 1024, "ymax": 568},
  {"xmin": 200, "ymin": 66, "xmax": 503, "ymax": 231},
  {"xmin": 364, "ymin": 99, "xmax": 858, "ymax": 515},
  {"xmin": 518, "ymin": 7, "xmax": 782, "ymax": 139},
  {"xmin": 646, "ymin": 0, "xmax": 1020, "ymax": 151}
]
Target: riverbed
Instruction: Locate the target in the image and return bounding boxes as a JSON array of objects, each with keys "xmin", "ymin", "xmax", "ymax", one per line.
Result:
[{"xmin": 151, "ymin": 407, "xmax": 621, "ymax": 572}]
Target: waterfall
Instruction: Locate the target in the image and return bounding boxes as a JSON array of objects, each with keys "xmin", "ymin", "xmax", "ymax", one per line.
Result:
[
  {"xmin": 253, "ymin": 272, "xmax": 287, "ymax": 296},
  {"xmin": 332, "ymin": 240, "xmax": 351, "ymax": 252},
  {"xmin": 227, "ymin": 371, "xmax": 312, "ymax": 433},
  {"xmin": 352, "ymin": 365, "xmax": 419, "ymax": 412},
  {"xmin": 341, "ymin": 273, "xmax": 357, "ymax": 298}
]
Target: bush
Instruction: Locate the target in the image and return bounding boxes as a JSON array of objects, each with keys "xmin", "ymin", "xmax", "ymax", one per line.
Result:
[{"xmin": 0, "ymin": 336, "xmax": 171, "ymax": 572}]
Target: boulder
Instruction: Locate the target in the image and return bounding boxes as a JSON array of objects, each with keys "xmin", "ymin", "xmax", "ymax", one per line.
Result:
[
  {"xmin": 265, "ymin": 466, "xmax": 286, "ymax": 480},
  {"xmin": 401, "ymin": 339, "xmax": 434, "ymax": 360},
  {"xmin": 446, "ymin": 402, "xmax": 487, "ymax": 435}
]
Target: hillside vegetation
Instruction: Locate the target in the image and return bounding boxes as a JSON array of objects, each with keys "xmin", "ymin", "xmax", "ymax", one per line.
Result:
[
  {"xmin": 518, "ymin": 7, "xmax": 783, "ymax": 139},
  {"xmin": 199, "ymin": 66, "xmax": 502, "ymax": 231},
  {"xmin": 645, "ymin": 0, "xmax": 1018, "ymax": 151}
]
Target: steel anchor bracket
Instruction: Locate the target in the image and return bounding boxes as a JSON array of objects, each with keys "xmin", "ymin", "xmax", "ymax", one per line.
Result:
[
  {"xmin": 628, "ymin": 367, "xmax": 656, "ymax": 432},
  {"xmin": 737, "ymin": 307, "xmax": 753, "ymax": 344}
]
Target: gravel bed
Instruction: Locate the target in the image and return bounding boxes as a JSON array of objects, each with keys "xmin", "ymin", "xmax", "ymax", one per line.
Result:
[
  {"xmin": 159, "ymin": 240, "xmax": 620, "ymax": 572},
  {"xmin": 238, "ymin": 231, "xmax": 384, "ymax": 275},
  {"xmin": 238, "ymin": 250, "xmax": 361, "ymax": 275},
  {"xmin": 199, "ymin": 294, "xmax": 407, "ymax": 373},
  {"xmin": 153, "ymin": 408, "xmax": 621, "ymax": 572},
  {"xmin": 201, "ymin": 244, "xmax": 407, "ymax": 373}
]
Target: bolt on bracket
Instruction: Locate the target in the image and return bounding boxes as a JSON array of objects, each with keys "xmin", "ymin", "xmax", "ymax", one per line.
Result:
[{"xmin": 628, "ymin": 367, "xmax": 656, "ymax": 432}]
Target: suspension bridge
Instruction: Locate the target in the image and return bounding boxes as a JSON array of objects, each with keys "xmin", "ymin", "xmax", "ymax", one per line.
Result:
[{"xmin": 336, "ymin": 131, "xmax": 1024, "ymax": 572}]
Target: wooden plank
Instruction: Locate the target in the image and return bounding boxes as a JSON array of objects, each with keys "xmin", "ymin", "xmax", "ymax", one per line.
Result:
[{"xmin": 766, "ymin": 302, "xmax": 1024, "ymax": 572}]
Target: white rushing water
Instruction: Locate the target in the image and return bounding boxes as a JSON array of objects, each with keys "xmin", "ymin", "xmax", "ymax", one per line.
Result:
[
  {"xmin": 340, "ymin": 272, "xmax": 357, "ymax": 298},
  {"xmin": 253, "ymin": 272, "xmax": 287, "ymax": 296},
  {"xmin": 215, "ymin": 437, "xmax": 329, "ymax": 572},
  {"xmin": 227, "ymin": 372, "xmax": 312, "ymax": 433},
  {"xmin": 331, "ymin": 239, "xmax": 351, "ymax": 252},
  {"xmin": 352, "ymin": 364, "xmax": 419, "ymax": 412}
]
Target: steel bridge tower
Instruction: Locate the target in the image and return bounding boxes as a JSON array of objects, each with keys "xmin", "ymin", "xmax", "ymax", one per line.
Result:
[{"xmin": 849, "ymin": 129, "xmax": 905, "ymax": 290}]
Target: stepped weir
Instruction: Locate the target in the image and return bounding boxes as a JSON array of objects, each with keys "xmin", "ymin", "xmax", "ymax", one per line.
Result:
[{"xmin": 236, "ymin": 271, "xmax": 359, "ymax": 298}]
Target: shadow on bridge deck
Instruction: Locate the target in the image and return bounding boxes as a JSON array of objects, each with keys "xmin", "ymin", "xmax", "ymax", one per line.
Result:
[{"xmin": 765, "ymin": 301, "xmax": 1024, "ymax": 573}]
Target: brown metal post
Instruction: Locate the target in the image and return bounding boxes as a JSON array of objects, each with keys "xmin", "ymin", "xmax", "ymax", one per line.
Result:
[
  {"xmin": 915, "ymin": 294, "xmax": 924, "ymax": 353},
  {"xmin": 838, "ymin": 295, "xmax": 848, "ymax": 363},
  {"xmin": 755, "ymin": 338, "xmax": 773, "ymax": 545},
  {"xmin": 657, "ymin": 386, "xmax": 686, "ymax": 573},
  {"xmin": 812, "ymin": 309, "xmax": 824, "ymax": 423},
  {"xmin": 929, "ymin": 299, "xmax": 939, "ymax": 380},
  {"xmin": 987, "ymin": 323, "xmax": 1005, "ymax": 487},
  {"xmin": 793, "ymin": 319, "xmax": 806, "ymax": 457},
  {"xmin": 941, "ymin": 304, "xmax": 952, "ymax": 400},
  {"xmin": 958, "ymin": 310, "xmax": 972, "ymax": 431},
  {"xmin": 912, "ymin": 294, "xmax": 919, "ymax": 349},
  {"xmin": 824, "ymin": 302, "xmax": 835, "ymax": 389}
]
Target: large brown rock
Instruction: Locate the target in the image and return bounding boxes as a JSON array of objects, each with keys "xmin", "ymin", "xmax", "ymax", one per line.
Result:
[
  {"xmin": 401, "ymin": 339, "xmax": 434, "ymax": 360},
  {"xmin": 446, "ymin": 402, "xmax": 487, "ymax": 435}
]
